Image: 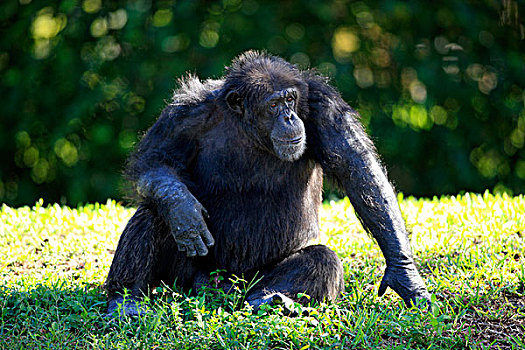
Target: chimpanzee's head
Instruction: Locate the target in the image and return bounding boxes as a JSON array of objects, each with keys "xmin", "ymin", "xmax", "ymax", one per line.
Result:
[{"xmin": 222, "ymin": 51, "xmax": 309, "ymax": 162}]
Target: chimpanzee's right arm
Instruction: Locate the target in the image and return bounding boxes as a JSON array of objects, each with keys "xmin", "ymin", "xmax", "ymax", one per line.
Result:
[{"xmin": 126, "ymin": 98, "xmax": 219, "ymax": 257}]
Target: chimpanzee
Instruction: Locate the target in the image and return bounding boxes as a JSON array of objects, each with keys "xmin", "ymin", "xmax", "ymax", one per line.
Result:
[{"xmin": 104, "ymin": 50, "xmax": 430, "ymax": 316}]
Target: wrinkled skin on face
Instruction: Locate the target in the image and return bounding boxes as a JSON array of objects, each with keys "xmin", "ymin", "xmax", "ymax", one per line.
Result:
[
  {"xmin": 226, "ymin": 86, "xmax": 307, "ymax": 162},
  {"xmin": 265, "ymin": 87, "xmax": 306, "ymax": 161}
]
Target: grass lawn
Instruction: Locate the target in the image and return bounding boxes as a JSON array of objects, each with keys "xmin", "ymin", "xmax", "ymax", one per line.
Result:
[{"xmin": 0, "ymin": 193, "xmax": 524, "ymax": 349}]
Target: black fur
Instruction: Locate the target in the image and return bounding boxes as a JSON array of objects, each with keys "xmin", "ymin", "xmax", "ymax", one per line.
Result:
[{"xmin": 105, "ymin": 51, "xmax": 430, "ymax": 315}]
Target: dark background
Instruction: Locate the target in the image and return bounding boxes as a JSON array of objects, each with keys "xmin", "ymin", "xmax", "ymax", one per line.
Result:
[{"xmin": 1, "ymin": 0, "xmax": 524, "ymax": 206}]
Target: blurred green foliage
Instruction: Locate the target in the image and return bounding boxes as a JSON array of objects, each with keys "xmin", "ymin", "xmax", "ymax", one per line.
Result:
[{"xmin": 1, "ymin": 0, "xmax": 524, "ymax": 206}]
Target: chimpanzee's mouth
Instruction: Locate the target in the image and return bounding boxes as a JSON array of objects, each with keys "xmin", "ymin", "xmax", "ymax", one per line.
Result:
[
  {"xmin": 271, "ymin": 135, "xmax": 306, "ymax": 161},
  {"xmin": 273, "ymin": 136, "xmax": 303, "ymax": 145},
  {"xmin": 288, "ymin": 137, "xmax": 303, "ymax": 144}
]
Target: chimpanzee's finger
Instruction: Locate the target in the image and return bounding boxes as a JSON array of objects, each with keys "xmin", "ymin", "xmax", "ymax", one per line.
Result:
[
  {"xmin": 185, "ymin": 244, "xmax": 197, "ymax": 257},
  {"xmin": 202, "ymin": 229, "xmax": 215, "ymax": 247},
  {"xmin": 194, "ymin": 237, "xmax": 209, "ymax": 256},
  {"xmin": 378, "ymin": 274, "xmax": 389, "ymax": 297},
  {"xmin": 195, "ymin": 220, "xmax": 214, "ymax": 247}
]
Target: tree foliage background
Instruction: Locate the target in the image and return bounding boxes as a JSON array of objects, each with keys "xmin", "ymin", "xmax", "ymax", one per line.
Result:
[{"xmin": 1, "ymin": 0, "xmax": 524, "ymax": 206}]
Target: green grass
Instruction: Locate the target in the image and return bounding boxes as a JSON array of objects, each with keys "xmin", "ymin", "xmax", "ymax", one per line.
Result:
[{"xmin": 0, "ymin": 193, "xmax": 524, "ymax": 349}]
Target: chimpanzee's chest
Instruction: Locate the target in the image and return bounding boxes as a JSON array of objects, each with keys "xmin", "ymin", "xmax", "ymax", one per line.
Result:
[{"xmin": 188, "ymin": 120, "xmax": 323, "ymax": 273}]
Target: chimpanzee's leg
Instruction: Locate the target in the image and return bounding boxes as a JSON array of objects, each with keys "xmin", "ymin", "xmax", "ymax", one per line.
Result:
[
  {"xmin": 104, "ymin": 203, "xmax": 203, "ymax": 316},
  {"xmin": 246, "ymin": 245, "xmax": 344, "ymax": 311}
]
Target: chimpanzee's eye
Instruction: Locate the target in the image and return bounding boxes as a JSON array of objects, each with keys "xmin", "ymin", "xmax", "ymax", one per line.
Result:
[{"xmin": 270, "ymin": 103, "xmax": 277, "ymax": 108}]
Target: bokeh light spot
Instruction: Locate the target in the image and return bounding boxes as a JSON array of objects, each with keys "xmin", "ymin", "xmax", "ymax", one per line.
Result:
[
  {"xmin": 353, "ymin": 66, "xmax": 374, "ymax": 88},
  {"xmin": 332, "ymin": 27, "xmax": 360, "ymax": 62},
  {"xmin": 478, "ymin": 71, "xmax": 498, "ymax": 94},
  {"xmin": 285, "ymin": 23, "xmax": 305, "ymax": 41},
  {"xmin": 15, "ymin": 131, "xmax": 31, "ymax": 148},
  {"xmin": 31, "ymin": 8, "xmax": 67, "ymax": 39},
  {"xmin": 199, "ymin": 30, "xmax": 219, "ymax": 48},
  {"xmin": 82, "ymin": 0, "xmax": 102, "ymax": 14},
  {"xmin": 430, "ymin": 105, "xmax": 448, "ymax": 125},
  {"xmin": 31, "ymin": 159, "xmax": 50, "ymax": 184},
  {"xmin": 23, "ymin": 147, "xmax": 39, "ymax": 168},
  {"xmin": 54, "ymin": 138, "xmax": 78, "ymax": 166},
  {"xmin": 290, "ymin": 52, "xmax": 310, "ymax": 69},
  {"xmin": 90, "ymin": 17, "xmax": 108, "ymax": 37},
  {"xmin": 108, "ymin": 9, "xmax": 128, "ymax": 30},
  {"xmin": 162, "ymin": 34, "xmax": 191, "ymax": 53},
  {"xmin": 409, "ymin": 80, "xmax": 427, "ymax": 103},
  {"xmin": 152, "ymin": 9, "xmax": 173, "ymax": 27}
]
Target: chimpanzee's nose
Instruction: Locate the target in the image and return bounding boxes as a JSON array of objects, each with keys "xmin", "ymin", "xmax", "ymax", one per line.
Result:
[{"xmin": 284, "ymin": 110, "xmax": 297, "ymax": 122}]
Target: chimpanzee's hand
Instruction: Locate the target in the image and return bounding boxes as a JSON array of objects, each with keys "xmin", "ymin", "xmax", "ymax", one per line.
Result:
[
  {"xmin": 378, "ymin": 264, "xmax": 431, "ymax": 309},
  {"xmin": 166, "ymin": 192, "xmax": 215, "ymax": 257}
]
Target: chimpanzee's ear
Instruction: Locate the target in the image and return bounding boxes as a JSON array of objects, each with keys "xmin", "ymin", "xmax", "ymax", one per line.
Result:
[{"xmin": 225, "ymin": 90, "xmax": 243, "ymax": 114}]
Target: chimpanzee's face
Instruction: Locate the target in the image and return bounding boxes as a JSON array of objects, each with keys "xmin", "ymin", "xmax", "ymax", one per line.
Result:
[
  {"xmin": 262, "ymin": 87, "xmax": 306, "ymax": 161},
  {"xmin": 224, "ymin": 80, "xmax": 307, "ymax": 162}
]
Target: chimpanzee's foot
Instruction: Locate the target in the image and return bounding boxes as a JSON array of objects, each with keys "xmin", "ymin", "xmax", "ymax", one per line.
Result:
[
  {"xmin": 106, "ymin": 296, "xmax": 151, "ymax": 318},
  {"xmin": 247, "ymin": 292, "xmax": 306, "ymax": 316}
]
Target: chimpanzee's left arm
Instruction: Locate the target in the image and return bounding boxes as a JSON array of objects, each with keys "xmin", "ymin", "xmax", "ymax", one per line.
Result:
[{"xmin": 304, "ymin": 75, "xmax": 430, "ymax": 307}]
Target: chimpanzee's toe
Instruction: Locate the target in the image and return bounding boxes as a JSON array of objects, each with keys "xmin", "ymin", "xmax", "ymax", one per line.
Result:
[{"xmin": 106, "ymin": 296, "xmax": 151, "ymax": 319}]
